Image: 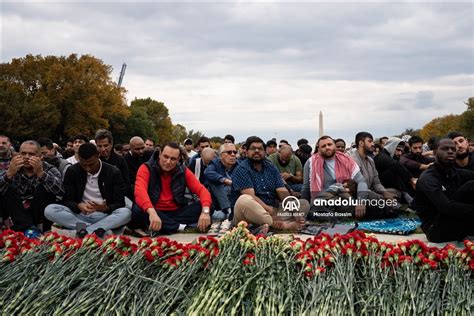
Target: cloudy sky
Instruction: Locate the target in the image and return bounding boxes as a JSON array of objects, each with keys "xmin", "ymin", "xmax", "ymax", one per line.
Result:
[{"xmin": 2, "ymin": 1, "xmax": 473, "ymax": 147}]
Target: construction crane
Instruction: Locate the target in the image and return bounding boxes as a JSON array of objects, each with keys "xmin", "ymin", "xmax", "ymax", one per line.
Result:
[{"xmin": 117, "ymin": 63, "xmax": 127, "ymax": 87}]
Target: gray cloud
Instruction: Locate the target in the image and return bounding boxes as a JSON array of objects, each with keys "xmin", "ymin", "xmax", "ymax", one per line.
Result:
[{"xmin": 2, "ymin": 2, "xmax": 473, "ymax": 147}]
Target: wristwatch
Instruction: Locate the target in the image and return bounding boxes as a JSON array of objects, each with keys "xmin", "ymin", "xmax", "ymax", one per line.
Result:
[{"xmin": 203, "ymin": 208, "xmax": 210, "ymax": 214}]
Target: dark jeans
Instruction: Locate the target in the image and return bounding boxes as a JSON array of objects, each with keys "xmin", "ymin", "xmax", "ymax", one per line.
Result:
[
  {"xmin": 129, "ymin": 201, "xmax": 202, "ymax": 234},
  {"xmin": 424, "ymin": 180, "xmax": 474, "ymax": 242},
  {"xmin": 0, "ymin": 186, "xmax": 56, "ymax": 232}
]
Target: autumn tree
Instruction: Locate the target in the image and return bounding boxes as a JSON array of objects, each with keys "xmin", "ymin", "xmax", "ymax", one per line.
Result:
[
  {"xmin": 171, "ymin": 124, "xmax": 187, "ymax": 144},
  {"xmin": 0, "ymin": 54, "xmax": 130, "ymax": 143},
  {"xmin": 420, "ymin": 114, "xmax": 462, "ymax": 140},
  {"xmin": 459, "ymin": 97, "xmax": 474, "ymax": 139}
]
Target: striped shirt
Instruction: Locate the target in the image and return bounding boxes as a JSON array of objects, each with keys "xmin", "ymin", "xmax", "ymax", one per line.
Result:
[{"xmin": 0, "ymin": 162, "xmax": 64, "ymax": 198}]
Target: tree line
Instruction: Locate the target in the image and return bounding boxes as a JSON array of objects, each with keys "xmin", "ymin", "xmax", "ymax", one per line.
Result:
[{"xmin": 0, "ymin": 54, "xmax": 204, "ymax": 145}]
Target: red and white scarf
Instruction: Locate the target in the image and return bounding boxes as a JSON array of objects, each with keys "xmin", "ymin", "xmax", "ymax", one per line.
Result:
[{"xmin": 310, "ymin": 151, "xmax": 360, "ymax": 198}]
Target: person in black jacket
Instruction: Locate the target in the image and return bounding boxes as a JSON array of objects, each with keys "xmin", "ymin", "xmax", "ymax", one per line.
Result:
[
  {"xmin": 414, "ymin": 138, "xmax": 474, "ymax": 242},
  {"xmin": 124, "ymin": 136, "xmax": 153, "ymax": 196},
  {"xmin": 45, "ymin": 143, "xmax": 131, "ymax": 238},
  {"xmin": 447, "ymin": 131, "xmax": 474, "ymax": 171},
  {"xmin": 374, "ymin": 137, "xmax": 416, "ymax": 204},
  {"xmin": 400, "ymin": 136, "xmax": 434, "ymax": 178},
  {"xmin": 94, "ymin": 129, "xmax": 132, "ymax": 200}
]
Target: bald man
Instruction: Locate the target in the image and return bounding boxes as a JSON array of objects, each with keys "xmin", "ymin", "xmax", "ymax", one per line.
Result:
[
  {"xmin": 190, "ymin": 147, "xmax": 216, "ymax": 185},
  {"xmin": 124, "ymin": 136, "xmax": 153, "ymax": 197},
  {"xmin": 267, "ymin": 145, "xmax": 303, "ymax": 192}
]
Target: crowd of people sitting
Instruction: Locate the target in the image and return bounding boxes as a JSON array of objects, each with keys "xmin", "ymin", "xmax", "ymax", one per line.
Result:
[{"xmin": 0, "ymin": 129, "xmax": 473, "ymax": 242}]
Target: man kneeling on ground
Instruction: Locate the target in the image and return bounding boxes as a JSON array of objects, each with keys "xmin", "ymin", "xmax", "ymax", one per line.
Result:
[
  {"xmin": 45, "ymin": 143, "xmax": 131, "ymax": 238},
  {"xmin": 414, "ymin": 138, "xmax": 474, "ymax": 243},
  {"xmin": 129, "ymin": 142, "xmax": 212, "ymax": 235}
]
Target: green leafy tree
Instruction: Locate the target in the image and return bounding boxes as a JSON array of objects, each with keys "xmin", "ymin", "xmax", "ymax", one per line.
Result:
[
  {"xmin": 130, "ymin": 98, "xmax": 174, "ymax": 144},
  {"xmin": 117, "ymin": 106, "xmax": 158, "ymax": 144},
  {"xmin": 460, "ymin": 97, "xmax": 474, "ymax": 139},
  {"xmin": 0, "ymin": 54, "xmax": 130, "ymax": 143}
]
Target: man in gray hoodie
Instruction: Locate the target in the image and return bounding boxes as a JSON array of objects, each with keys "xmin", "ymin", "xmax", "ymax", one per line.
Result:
[{"xmin": 374, "ymin": 137, "xmax": 416, "ymax": 204}]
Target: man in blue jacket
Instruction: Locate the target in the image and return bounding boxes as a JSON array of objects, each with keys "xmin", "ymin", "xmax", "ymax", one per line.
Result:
[{"xmin": 204, "ymin": 143, "xmax": 239, "ymax": 222}]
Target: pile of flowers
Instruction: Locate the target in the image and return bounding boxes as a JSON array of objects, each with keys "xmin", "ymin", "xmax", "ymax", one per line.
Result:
[{"xmin": 0, "ymin": 225, "xmax": 472, "ymax": 314}]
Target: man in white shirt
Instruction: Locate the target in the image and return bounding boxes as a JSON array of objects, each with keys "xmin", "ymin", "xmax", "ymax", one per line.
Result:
[{"xmin": 45, "ymin": 143, "xmax": 131, "ymax": 238}]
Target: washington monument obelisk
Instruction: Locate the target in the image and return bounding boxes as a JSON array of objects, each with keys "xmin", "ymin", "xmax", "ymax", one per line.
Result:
[{"xmin": 318, "ymin": 111, "xmax": 324, "ymax": 137}]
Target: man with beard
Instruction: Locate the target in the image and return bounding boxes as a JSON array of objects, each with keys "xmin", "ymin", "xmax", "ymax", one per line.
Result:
[
  {"xmin": 95, "ymin": 130, "xmax": 132, "ymax": 200},
  {"xmin": 0, "ymin": 141, "xmax": 64, "ymax": 235},
  {"xmin": 374, "ymin": 137, "xmax": 416, "ymax": 204},
  {"xmin": 400, "ymin": 136, "xmax": 434, "ymax": 178},
  {"xmin": 447, "ymin": 131, "xmax": 474, "ymax": 171},
  {"xmin": 302, "ymin": 136, "xmax": 368, "ymax": 219},
  {"xmin": 124, "ymin": 136, "xmax": 153, "ymax": 193},
  {"xmin": 268, "ymin": 144, "xmax": 303, "ymax": 192},
  {"xmin": 414, "ymin": 138, "xmax": 474, "ymax": 242},
  {"xmin": 0, "ymin": 135, "xmax": 14, "ymax": 171},
  {"xmin": 231, "ymin": 136, "xmax": 309, "ymax": 234},
  {"xmin": 349, "ymin": 132, "xmax": 399, "ymax": 217}
]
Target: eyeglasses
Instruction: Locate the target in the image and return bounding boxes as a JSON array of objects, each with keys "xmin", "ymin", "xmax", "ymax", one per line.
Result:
[
  {"xmin": 223, "ymin": 150, "xmax": 238, "ymax": 155},
  {"xmin": 248, "ymin": 147, "xmax": 264, "ymax": 152}
]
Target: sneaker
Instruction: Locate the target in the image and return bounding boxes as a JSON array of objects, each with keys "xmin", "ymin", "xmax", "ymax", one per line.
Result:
[
  {"xmin": 93, "ymin": 228, "xmax": 106, "ymax": 239},
  {"xmin": 24, "ymin": 227, "xmax": 42, "ymax": 239},
  {"xmin": 218, "ymin": 219, "xmax": 233, "ymax": 235},
  {"xmin": 207, "ymin": 221, "xmax": 221, "ymax": 235},
  {"xmin": 76, "ymin": 222, "xmax": 88, "ymax": 239}
]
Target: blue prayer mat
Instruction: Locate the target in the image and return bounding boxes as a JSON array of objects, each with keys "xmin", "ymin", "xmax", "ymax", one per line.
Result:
[{"xmin": 356, "ymin": 217, "xmax": 421, "ymax": 235}]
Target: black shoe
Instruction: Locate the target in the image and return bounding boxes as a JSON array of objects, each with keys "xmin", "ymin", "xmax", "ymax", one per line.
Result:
[
  {"xmin": 93, "ymin": 228, "xmax": 106, "ymax": 239},
  {"xmin": 76, "ymin": 222, "xmax": 88, "ymax": 239}
]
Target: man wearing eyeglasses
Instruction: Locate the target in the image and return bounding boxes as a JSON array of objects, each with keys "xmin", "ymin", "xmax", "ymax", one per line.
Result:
[
  {"xmin": 204, "ymin": 143, "xmax": 239, "ymax": 232},
  {"xmin": 231, "ymin": 136, "xmax": 310, "ymax": 234},
  {"xmin": 130, "ymin": 142, "xmax": 212, "ymax": 234}
]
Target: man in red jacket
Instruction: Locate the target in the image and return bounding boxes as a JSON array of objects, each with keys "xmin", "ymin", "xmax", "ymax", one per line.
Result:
[{"xmin": 130, "ymin": 142, "xmax": 212, "ymax": 234}]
